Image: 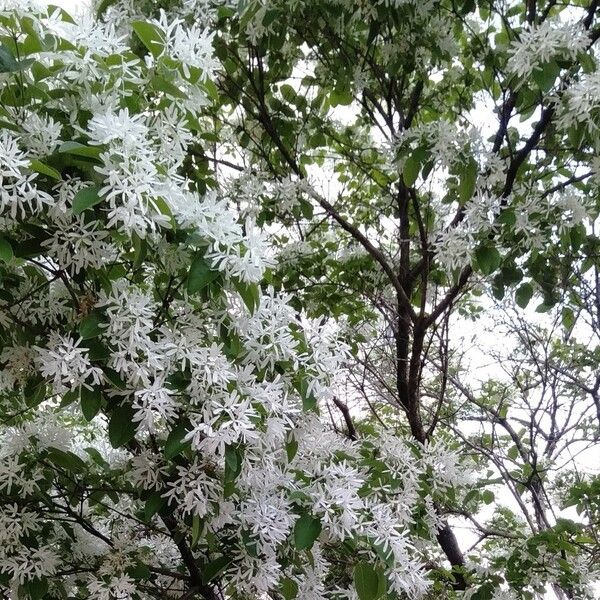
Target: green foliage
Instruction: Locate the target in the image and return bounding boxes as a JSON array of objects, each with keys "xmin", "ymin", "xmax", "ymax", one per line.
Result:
[
  {"xmin": 108, "ymin": 404, "xmax": 137, "ymax": 448},
  {"xmin": 72, "ymin": 185, "xmax": 102, "ymax": 215},
  {"xmin": 353, "ymin": 563, "xmax": 386, "ymax": 600},
  {"xmin": 293, "ymin": 513, "xmax": 322, "ymax": 551},
  {"xmin": 80, "ymin": 386, "xmax": 102, "ymax": 421},
  {"xmin": 187, "ymin": 254, "xmax": 221, "ymax": 294}
]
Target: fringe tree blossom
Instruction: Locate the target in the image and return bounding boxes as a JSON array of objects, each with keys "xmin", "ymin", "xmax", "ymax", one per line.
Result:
[
  {"xmin": 0, "ymin": 3, "xmax": 472, "ymax": 600},
  {"xmin": 507, "ymin": 20, "xmax": 589, "ymax": 80}
]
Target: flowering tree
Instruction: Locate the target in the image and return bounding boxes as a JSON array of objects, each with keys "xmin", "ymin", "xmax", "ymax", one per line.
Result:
[
  {"xmin": 0, "ymin": 1, "xmax": 599, "ymax": 600},
  {"xmin": 202, "ymin": 0, "xmax": 600, "ymax": 598},
  {"xmin": 0, "ymin": 2, "xmax": 472, "ymax": 600}
]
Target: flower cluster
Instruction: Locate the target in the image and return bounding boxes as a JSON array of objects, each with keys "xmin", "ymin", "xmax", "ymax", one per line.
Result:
[{"xmin": 508, "ymin": 20, "xmax": 589, "ymax": 80}]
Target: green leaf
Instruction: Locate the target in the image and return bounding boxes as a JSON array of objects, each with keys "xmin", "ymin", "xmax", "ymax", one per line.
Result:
[
  {"xmin": 132, "ymin": 21, "xmax": 164, "ymax": 57},
  {"xmin": 533, "ymin": 60, "xmax": 560, "ymax": 92},
  {"xmin": 293, "ymin": 513, "xmax": 321, "ymax": 551},
  {"xmin": 233, "ymin": 279, "xmax": 260, "ymax": 313},
  {"xmin": 187, "ymin": 254, "xmax": 220, "ymax": 294},
  {"xmin": 569, "ymin": 224, "xmax": 585, "ymax": 251},
  {"xmin": 464, "ymin": 489, "xmax": 479, "ymax": 504},
  {"xmin": 12, "ymin": 224, "xmax": 50, "ymax": 259},
  {"xmin": 403, "ymin": 154, "xmax": 420, "ymax": 187},
  {"xmin": 103, "ymin": 367, "xmax": 127, "ymax": 390},
  {"xmin": 507, "ymin": 445, "xmax": 519, "ymax": 460},
  {"xmin": 191, "ymin": 515, "xmax": 203, "ymax": 547},
  {"xmin": 459, "ymin": 158, "xmax": 478, "ymax": 204},
  {"xmin": 330, "ymin": 87, "xmax": 353, "ymax": 106},
  {"xmin": 108, "ymin": 404, "xmax": 137, "ymax": 448},
  {"xmin": 0, "ymin": 44, "xmax": 31, "ymax": 73},
  {"xmin": 280, "ymin": 83, "xmax": 296, "ymax": 102},
  {"xmin": 562, "ymin": 306, "xmax": 575, "ymax": 330},
  {"xmin": 280, "ymin": 578, "xmax": 298, "ymax": 600},
  {"xmin": 164, "ymin": 423, "xmax": 191, "ymax": 459},
  {"xmin": 241, "ymin": 528, "xmax": 259, "ymax": 557},
  {"xmin": 0, "ymin": 44, "xmax": 18, "ymax": 73},
  {"xmin": 303, "ymin": 392, "xmax": 317, "ymax": 412},
  {"xmin": 535, "ymin": 301, "xmax": 553, "ymax": 313},
  {"xmin": 482, "ymin": 489, "xmax": 495, "ymax": 504},
  {"xmin": 129, "ymin": 563, "xmax": 151, "ymax": 581},
  {"xmin": 24, "ymin": 377, "xmax": 46, "ymax": 408},
  {"xmin": 515, "ymin": 283, "xmax": 533, "ymax": 308},
  {"xmin": 0, "ymin": 236, "xmax": 13, "ymax": 262},
  {"xmin": 474, "ymin": 244, "xmax": 501, "ymax": 275},
  {"xmin": 47, "ymin": 5, "xmax": 76, "ymax": 23},
  {"xmin": 29, "ymin": 159, "xmax": 61, "ymax": 180},
  {"xmin": 132, "ymin": 232, "xmax": 147, "ymax": 268},
  {"xmin": 353, "ymin": 563, "xmax": 384, "ymax": 600},
  {"xmin": 72, "ymin": 185, "xmax": 102, "ymax": 215},
  {"xmin": 286, "ymin": 437, "xmax": 298, "ymax": 462},
  {"xmin": 0, "ymin": 119, "xmax": 20, "ymax": 133},
  {"xmin": 84, "ymin": 447, "xmax": 108, "ymax": 467},
  {"xmin": 150, "ymin": 75, "xmax": 188, "ymax": 99},
  {"xmin": 96, "ymin": 0, "xmax": 119, "ymax": 16},
  {"xmin": 152, "ymin": 195, "xmax": 173, "ymax": 219},
  {"xmin": 224, "ymin": 443, "xmax": 244, "ymax": 482},
  {"xmin": 81, "ymin": 386, "xmax": 102, "ymax": 421},
  {"xmin": 296, "ymin": 375, "xmax": 318, "ymax": 413},
  {"xmin": 59, "ymin": 141, "xmax": 102, "ymax": 159},
  {"xmin": 201, "ymin": 555, "xmax": 232, "ymax": 584},
  {"xmin": 59, "ymin": 389, "xmax": 79, "ymax": 409},
  {"xmin": 24, "ymin": 577, "xmax": 48, "ymax": 600},
  {"xmin": 144, "ymin": 492, "xmax": 167, "ymax": 521},
  {"xmin": 568, "ymin": 123, "xmax": 586, "ymax": 150},
  {"xmin": 79, "ymin": 311, "xmax": 104, "ymax": 339},
  {"xmin": 47, "ymin": 447, "xmax": 87, "ymax": 473},
  {"xmin": 472, "ymin": 582, "xmax": 496, "ymax": 600}
]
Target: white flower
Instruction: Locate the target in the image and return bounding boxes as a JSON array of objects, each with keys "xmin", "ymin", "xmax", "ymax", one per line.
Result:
[
  {"xmin": 0, "ymin": 172, "xmax": 53, "ymax": 219},
  {"xmin": 88, "ymin": 574, "xmax": 137, "ymax": 600},
  {"xmin": 154, "ymin": 10, "xmax": 219, "ymax": 79},
  {"xmin": 170, "ymin": 21, "xmax": 218, "ymax": 80},
  {"xmin": 132, "ymin": 379, "xmax": 178, "ymax": 433},
  {"xmin": 434, "ymin": 224, "xmax": 474, "ymax": 272},
  {"xmin": 311, "ymin": 461, "xmax": 365, "ymax": 539},
  {"xmin": 234, "ymin": 288, "xmax": 299, "ymax": 371},
  {"xmin": 45, "ymin": 9, "xmax": 128, "ymax": 56},
  {"xmin": 20, "ymin": 112, "xmax": 63, "ymax": 156},
  {"xmin": 207, "ymin": 219, "xmax": 276, "ymax": 282},
  {"xmin": 508, "ymin": 21, "xmax": 589, "ymax": 80},
  {"xmin": 0, "ymin": 344, "xmax": 35, "ymax": 386},
  {"xmin": 421, "ymin": 438, "xmax": 470, "ymax": 490},
  {"xmin": 163, "ymin": 460, "xmax": 221, "ymax": 517},
  {"xmin": 0, "ymin": 131, "xmax": 29, "ymax": 178},
  {"xmin": 241, "ymin": 492, "xmax": 295, "ymax": 551},
  {"xmin": 130, "ymin": 450, "xmax": 169, "ymax": 490},
  {"xmin": 88, "ymin": 109, "xmax": 149, "ymax": 153},
  {"xmin": 98, "ymin": 280, "xmax": 156, "ymax": 370},
  {"xmin": 43, "ymin": 215, "xmax": 118, "ymax": 274},
  {"xmin": 35, "ymin": 333, "xmax": 103, "ymax": 394},
  {"xmin": 4, "ymin": 545, "xmax": 59, "ymax": 584},
  {"xmin": 0, "ymin": 455, "xmax": 25, "ymax": 494}
]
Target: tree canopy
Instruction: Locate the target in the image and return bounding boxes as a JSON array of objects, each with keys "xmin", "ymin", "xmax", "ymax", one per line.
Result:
[{"xmin": 0, "ymin": 0, "xmax": 599, "ymax": 599}]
